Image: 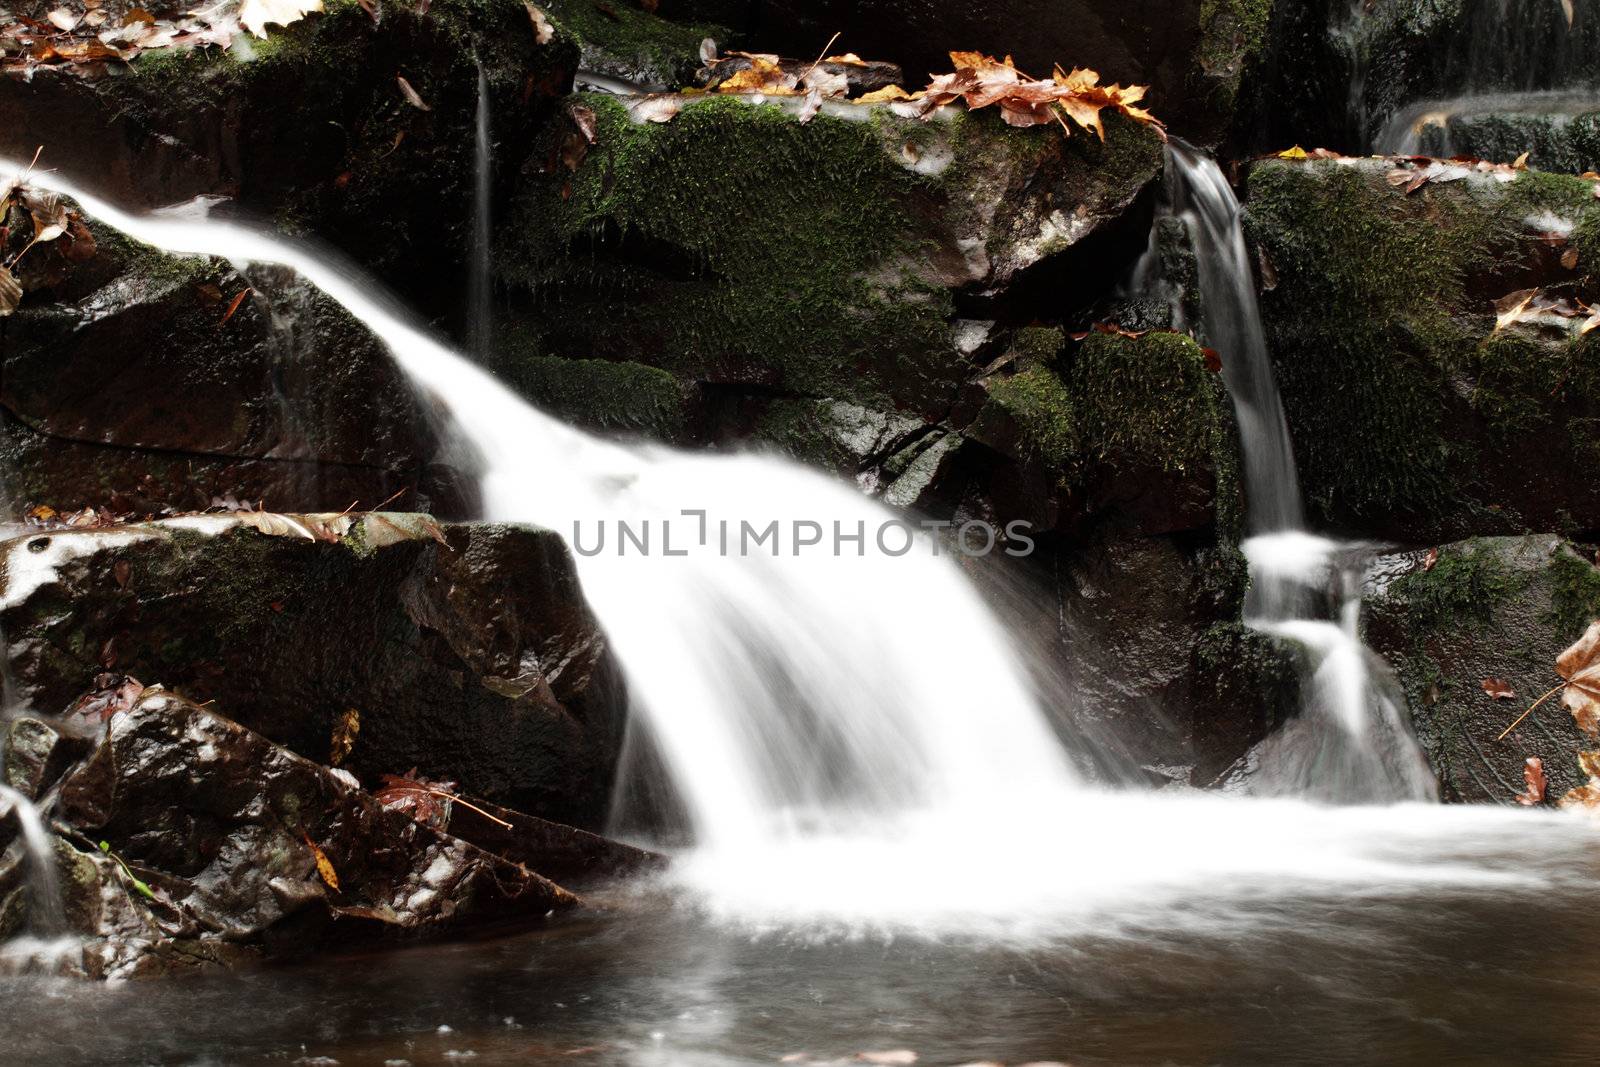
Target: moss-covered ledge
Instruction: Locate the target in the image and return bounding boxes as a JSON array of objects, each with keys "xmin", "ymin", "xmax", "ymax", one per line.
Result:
[
  {"xmin": 1244, "ymin": 156, "xmax": 1600, "ymax": 541},
  {"xmin": 501, "ymin": 94, "xmax": 1162, "ymax": 422}
]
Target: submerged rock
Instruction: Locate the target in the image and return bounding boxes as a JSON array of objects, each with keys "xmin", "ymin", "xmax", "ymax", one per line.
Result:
[
  {"xmin": 0, "ymin": 515, "xmax": 626, "ymax": 828},
  {"xmin": 1244, "ymin": 156, "xmax": 1600, "ymax": 541},
  {"xmin": 0, "ymin": 0, "xmax": 579, "ymax": 315},
  {"xmin": 1365, "ymin": 534, "xmax": 1600, "ymax": 803}
]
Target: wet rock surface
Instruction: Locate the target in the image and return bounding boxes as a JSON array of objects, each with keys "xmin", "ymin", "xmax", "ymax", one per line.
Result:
[
  {"xmin": 1365, "ymin": 534, "xmax": 1600, "ymax": 804},
  {"xmin": 0, "ymin": 0, "xmax": 579, "ymax": 315},
  {"xmin": 0, "ymin": 515, "xmax": 627, "ymax": 828},
  {"xmin": 0, "ymin": 196, "xmax": 463, "ymax": 516},
  {"xmin": 0, "ymin": 688, "xmax": 608, "ymax": 979}
]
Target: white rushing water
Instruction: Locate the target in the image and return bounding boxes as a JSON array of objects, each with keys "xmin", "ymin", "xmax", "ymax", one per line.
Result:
[
  {"xmin": 0, "ymin": 783, "xmax": 65, "ymax": 936},
  {"xmin": 10, "ymin": 156, "xmax": 1596, "ymax": 942},
  {"xmin": 1139, "ymin": 144, "xmax": 1436, "ymax": 803}
]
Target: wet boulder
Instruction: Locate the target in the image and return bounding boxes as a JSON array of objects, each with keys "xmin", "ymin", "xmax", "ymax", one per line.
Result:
[
  {"xmin": 1, "ymin": 688, "xmax": 587, "ymax": 979},
  {"xmin": 0, "ymin": 514, "xmax": 627, "ymax": 828},
  {"xmin": 0, "ymin": 0, "xmax": 579, "ymax": 316},
  {"xmin": 1365, "ymin": 534, "xmax": 1600, "ymax": 804},
  {"xmin": 1243, "ymin": 156, "xmax": 1600, "ymax": 542},
  {"xmin": 0, "ymin": 193, "xmax": 460, "ymax": 516}
]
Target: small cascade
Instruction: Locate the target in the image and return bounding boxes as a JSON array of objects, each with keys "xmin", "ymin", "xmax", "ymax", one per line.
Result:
[
  {"xmin": 0, "ymin": 782, "xmax": 65, "ymax": 939},
  {"xmin": 1138, "ymin": 144, "xmax": 1437, "ymax": 802},
  {"xmin": 1349, "ymin": 0, "xmax": 1600, "ymax": 160},
  {"xmin": 467, "ymin": 65, "xmax": 493, "ymax": 358}
]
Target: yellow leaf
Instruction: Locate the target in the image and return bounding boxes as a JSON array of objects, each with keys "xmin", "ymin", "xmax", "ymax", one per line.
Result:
[
  {"xmin": 304, "ymin": 833, "xmax": 340, "ymax": 892},
  {"xmin": 1277, "ymin": 145, "xmax": 1310, "ymax": 160},
  {"xmin": 855, "ymin": 85, "xmax": 916, "ymax": 104},
  {"xmin": 330, "ymin": 708, "xmax": 360, "ymax": 766},
  {"xmin": 1513, "ymin": 151, "xmax": 1530, "ymax": 170}
]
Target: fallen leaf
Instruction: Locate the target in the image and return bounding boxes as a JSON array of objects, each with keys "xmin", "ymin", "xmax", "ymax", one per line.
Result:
[
  {"xmin": 1557, "ymin": 620, "xmax": 1600, "ymax": 739},
  {"xmin": 1516, "ymin": 756, "xmax": 1546, "ymax": 805},
  {"xmin": 1483, "ymin": 677, "xmax": 1516, "ymax": 700},
  {"xmin": 1562, "ymin": 246, "xmax": 1580, "ymax": 270},
  {"xmin": 568, "ymin": 102, "xmax": 597, "ymax": 144},
  {"xmin": 47, "ymin": 8, "xmax": 81, "ymax": 32},
  {"xmin": 303, "ymin": 832, "xmax": 340, "ymax": 891},
  {"xmin": 330, "ymin": 707, "xmax": 360, "ymax": 766},
  {"xmin": 797, "ymin": 86, "xmax": 823, "ymax": 124},
  {"xmin": 219, "ymin": 287, "xmax": 252, "ymax": 327},
  {"xmin": 1201, "ymin": 347, "xmax": 1223, "ymax": 373},
  {"xmin": 1423, "ymin": 546, "xmax": 1439, "ymax": 571},
  {"xmin": 239, "ymin": 0, "xmax": 323, "ymax": 39},
  {"xmin": 0, "ymin": 266, "xmax": 20, "ymax": 317},
  {"xmin": 237, "ymin": 511, "xmax": 317, "ymax": 540},
  {"xmin": 626, "ymin": 94, "xmax": 683, "ymax": 123},
  {"xmin": 1493, "ymin": 288, "xmax": 1539, "ymax": 332},
  {"xmin": 396, "ymin": 75, "xmax": 431, "ymax": 111},
  {"xmin": 1513, "ymin": 150, "xmax": 1530, "ymax": 170},
  {"xmin": 65, "ymin": 673, "xmax": 145, "ymax": 724},
  {"xmin": 856, "ymin": 84, "xmax": 916, "ymax": 104},
  {"xmin": 524, "ymin": 1, "xmax": 553, "ymax": 44},
  {"xmin": 375, "ymin": 769, "xmax": 460, "ymax": 830},
  {"xmin": 1277, "ymin": 145, "xmax": 1310, "ymax": 160}
]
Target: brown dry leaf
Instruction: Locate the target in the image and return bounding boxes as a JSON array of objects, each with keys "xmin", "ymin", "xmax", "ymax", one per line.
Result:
[
  {"xmin": 1562, "ymin": 246, "xmax": 1580, "ymax": 270},
  {"xmin": 47, "ymin": 8, "xmax": 81, "ymax": 32},
  {"xmin": 797, "ymin": 86, "xmax": 824, "ymax": 124},
  {"xmin": 1201, "ymin": 347, "xmax": 1223, "ymax": 373},
  {"xmin": 330, "ymin": 707, "xmax": 360, "ymax": 766},
  {"xmin": 524, "ymin": 1, "xmax": 553, "ymax": 44},
  {"xmin": 65, "ymin": 673, "xmax": 146, "ymax": 724},
  {"xmin": 1516, "ymin": 756, "xmax": 1546, "ymax": 805},
  {"xmin": 0, "ymin": 266, "xmax": 20, "ymax": 317},
  {"xmin": 568, "ymin": 102, "xmax": 598, "ymax": 144},
  {"xmin": 396, "ymin": 75, "xmax": 431, "ymax": 111},
  {"xmin": 1512, "ymin": 150, "xmax": 1530, "ymax": 170},
  {"xmin": 1557, "ymin": 750, "xmax": 1600, "ymax": 814},
  {"xmin": 856, "ymin": 84, "xmax": 916, "ymax": 104},
  {"xmin": 237, "ymin": 511, "xmax": 318, "ymax": 540},
  {"xmin": 1493, "ymin": 288, "xmax": 1539, "ymax": 332},
  {"xmin": 717, "ymin": 53, "xmax": 801, "ymax": 95},
  {"xmin": 219, "ymin": 287, "xmax": 252, "ymax": 327},
  {"xmin": 626, "ymin": 94, "xmax": 683, "ymax": 123},
  {"xmin": 61, "ymin": 216, "xmax": 97, "ymax": 263},
  {"xmin": 239, "ymin": 0, "xmax": 323, "ymax": 39},
  {"xmin": 1423, "ymin": 546, "xmax": 1439, "ymax": 571},
  {"xmin": 361, "ymin": 512, "xmax": 448, "ymax": 548},
  {"xmin": 1557, "ymin": 620, "xmax": 1600, "ymax": 738},
  {"xmin": 303, "ymin": 832, "xmax": 340, "ymax": 891},
  {"xmin": 1482, "ymin": 677, "xmax": 1516, "ymax": 700},
  {"xmin": 375, "ymin": 769, "xmax": 459, "ymax": 830}
]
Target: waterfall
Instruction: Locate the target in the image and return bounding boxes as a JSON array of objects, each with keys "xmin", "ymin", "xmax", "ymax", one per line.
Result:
[
  {"xmin": 17, "ymin": 155, "xmax": 1595, "ymax": 943},
  {"xmin": 467, "ymin": 65, "xmax": 493, "ymax": 357},
  {"xmin": 0, "ymin": 783, "xmax": 65, "ymax": 937},
  {"xmin": 1141, "ymin": 145, "xmax": 1437, "ymax": 802}
]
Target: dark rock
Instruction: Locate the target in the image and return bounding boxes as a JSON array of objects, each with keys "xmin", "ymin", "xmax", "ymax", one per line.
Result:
[
  {"xmin": 0, "ymin": 515, "xmax": 627, "ymax": 828},
  {"xmin": 1365, "ymin": 534, "xmax": 1600, "ymax": 803},
  {"xmin": 543, "ymin": 0, "xmax": 728, "ymax": 90},
  {"xmin": 442, "ymin": 795, "xmax": 663, "ymax": 888},
  {"xmin": 0, "ymin": 197, "xmax": 464, "ymax": 516},
  {"xmin": 2, "ymin": 717, "xmax": 89, "ymax": 801},
  {"xmin": 19, "ymin": 689, "xmax": 579, "ymax": 978},
  {"xmin": 0, "ymin": 0, "xmax": 579, "ymax": 317},
  {"xmin": 1244, "ymin": 156, "xmax": 1600, "ymax": 541}
]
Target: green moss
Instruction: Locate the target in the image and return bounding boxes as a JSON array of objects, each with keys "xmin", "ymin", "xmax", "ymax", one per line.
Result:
[
  {"xmin": 1545, "ymin": 549, "xmax": 1600, "ymax": 635},
  {"xmin": 503, "ymin": 93, "xmax": 954, "ymax": 408},
  {"xmin": 1385, "ymin": 539, "xmax": 1522, "ymax": 635},
  {"xmin": 508, "ymin": 355, "xmax": 690, "ymax": 440},
  {"xmin": 1068, "ymin": 331, "xmax": 1230, "ymax": 476},
  {"xmin": 986, "ymin": 365, "xmax": 1078, "ymax": 469},
  {"xmin": 539, "ymin": 0, "xmax": 723, "ymax": 87},
  {"xmin": 1197, "ymin": 0, "xmax": 1275, "ymax": 107},
  {"xmin": 1245, "ymin": 159, "xmax": 1510, "ymax": 524},
  {"xmin": 1196, "ymin": 621, "xmax": 1301, "ymax": 717}
]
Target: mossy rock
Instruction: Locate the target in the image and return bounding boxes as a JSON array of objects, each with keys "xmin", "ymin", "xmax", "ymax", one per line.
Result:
[
  {"xmin": 541, "ymin": 0, "xmax": 727, "ymax": 88},
  {"xmin": 0, "ymin": 0, "xmax": 578, "ymax": 315},
  {"xmin": 502, "ymin": 94, "xmax": 1161, "ymax": 422},
  {"xmin": 1365, "ymin": 533, "xmax": 1600, "ymax": 803},
  {"xmin": 1244, "ymin": 156, "xmax": 1600, "ymax": 539}
]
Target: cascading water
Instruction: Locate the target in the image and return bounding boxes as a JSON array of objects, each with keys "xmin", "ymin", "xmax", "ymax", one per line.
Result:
[
  {"xmin": 467, "ymin": 65, "xmax": 493, "ymax": 358},
  {"xmin": 0, "ymin": 781, "xmax": 66, "ymax": 941},
  {"xmin": 12, "ymin": 153, "xmax": 1597, "ymax": 943},
  {"xmin": 1352, "ymin": 0, "xmax": 1600, "ymax": 157},
  {"xmin": 1139, "ymin": 143, "xmax": 1437, "ymax": 803}
]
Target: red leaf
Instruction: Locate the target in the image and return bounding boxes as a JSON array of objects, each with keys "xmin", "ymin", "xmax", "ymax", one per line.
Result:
[
  {"xmin": 1516, "ymin": 756, "xmax": 1547, "ymax": 806},
  {"xmin": 1482, "ymin": 677, "xmax": 1516, "ymax": 700}
]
